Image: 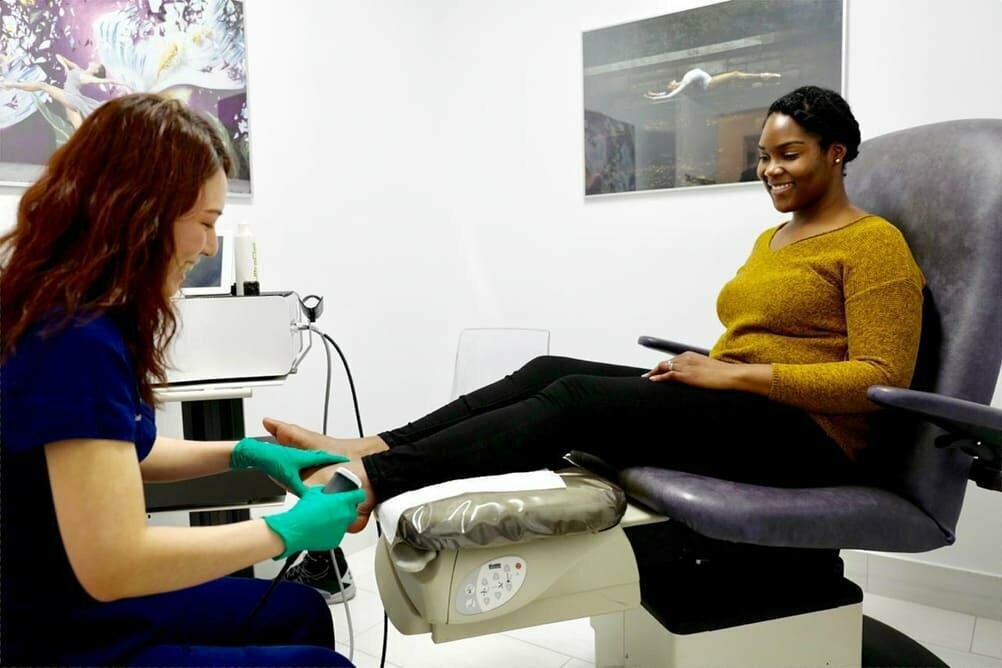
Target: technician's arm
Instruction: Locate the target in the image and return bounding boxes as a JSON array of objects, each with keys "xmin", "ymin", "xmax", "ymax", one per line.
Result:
[
  {"xmin": 139, "ymin": 435, "xmax": 234, "ymax": 482},
  {"xmin": 46, "ymin": 437, "xmax": 283, "ymax": 601}
]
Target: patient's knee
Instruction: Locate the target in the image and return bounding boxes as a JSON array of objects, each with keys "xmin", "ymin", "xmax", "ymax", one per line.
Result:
[
  {"xmin": 517, "ymin": 355, "xmax": 561, "ymax": 376},
  {"xmin": 518, "ymin": 355, "xmax": 598, "ymax": 378},
  {"xmin": 540, "ymin": 374, "xmax": 601, "ymax": 410}
]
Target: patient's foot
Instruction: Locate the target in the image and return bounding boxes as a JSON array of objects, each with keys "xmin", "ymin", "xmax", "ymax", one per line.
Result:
[
  {"xmin": 262, "ymin": 417, "xmax": 389, "ymax": 462},
  {"xmin": 263, "ymin": 417, "xmax": 385, "ymax": 531},
  {"xmin": 302, "ymin": 459, "xmax": 376, "ymax": 533}
]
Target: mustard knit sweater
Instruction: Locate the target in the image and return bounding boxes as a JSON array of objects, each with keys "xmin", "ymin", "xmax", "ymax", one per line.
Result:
[{"xmin": 710, "ymin": 216, "xmax": 924, "ymax": 461}]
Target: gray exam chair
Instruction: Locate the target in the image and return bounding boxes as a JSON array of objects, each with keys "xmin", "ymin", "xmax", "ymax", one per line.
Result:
[
  {"xmin": 372, "ymin": 120, "xmax": 1001, "ymax": 667},
  {"xmin": 591, "ymin": 118, "xmax": 1001, "ymax": 666}
]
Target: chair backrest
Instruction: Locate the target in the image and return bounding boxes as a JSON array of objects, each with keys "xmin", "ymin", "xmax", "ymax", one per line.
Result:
[
  {"xmin": 845, "ymin": 119, "xmax": 1002, "ymax": 539},
  {"xmin": 451, "ymin": 328, "xmax": 550, "ymax": 399}
]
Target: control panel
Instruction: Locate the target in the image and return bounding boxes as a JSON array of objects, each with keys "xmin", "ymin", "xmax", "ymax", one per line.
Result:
[{"xmin": 454, "ymin": 555, "xmax": 527, "ymax": 616}]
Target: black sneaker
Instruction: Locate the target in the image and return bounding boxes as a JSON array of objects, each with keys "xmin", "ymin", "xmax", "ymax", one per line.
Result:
[{"xmin": 285, "ymin": 548, "xmax": 356, "ymax": 604}]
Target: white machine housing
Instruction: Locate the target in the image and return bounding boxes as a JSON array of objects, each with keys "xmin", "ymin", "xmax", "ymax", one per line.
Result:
[{"xmin": 165, "ymin": 293, "xmax": 306, "ymax": 386}]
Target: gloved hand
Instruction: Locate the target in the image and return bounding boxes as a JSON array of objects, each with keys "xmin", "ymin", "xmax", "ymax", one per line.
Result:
[
  {"xmin": 231, "ymin": 437, "xmax": 349, "ymax": 497},
  {"xmin": 264, "ymin": 486, "xmax": 367, "ymax": 559}
]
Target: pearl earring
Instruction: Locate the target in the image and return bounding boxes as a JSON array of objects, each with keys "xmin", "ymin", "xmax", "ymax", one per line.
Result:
[{"xmin": 835, "ymin": 158, "xmax": 841, "ymax": 164}]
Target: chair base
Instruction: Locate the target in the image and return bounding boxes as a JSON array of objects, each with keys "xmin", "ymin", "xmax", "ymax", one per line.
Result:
[
  {"xmin": 592, "ymin": 602, "xmax": 862, "ymax": 668},
  {"xmin": 862, "ymin": 615, "xmax": 947, "ymax": 668},
  {"xmin": 586, "ymin": 520, "xmax": 866, "ymax": 667},
  {"xmin": 623, "ymin": 521, "xmax": 863, "ymax": 633}
]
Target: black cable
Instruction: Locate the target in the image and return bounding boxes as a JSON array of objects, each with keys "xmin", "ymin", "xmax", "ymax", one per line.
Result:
[
  {"xmin": 236, "ymin": 550, "xmax": 301, "ymax": 642},
  {"xmin": 379, "ymin": 543, "xmax": 389, "ymax": 668},
  {"xmin": 319, "ymin": 332, "xmax": 364, "ymax": 439},
  {"xmin": 315, "ymin": 330, "xmax": 353, "ymax": 662},
  {"xmin": 318, "ymin": 329, "xmax": 388, "ymax": 668},
  {"xmin": 238, "ymin": 325, "xmax": 387, "ymax": 665},
  {"xmin": 237, "ymin": 327, "xmax": 347, "ymax": 647}
]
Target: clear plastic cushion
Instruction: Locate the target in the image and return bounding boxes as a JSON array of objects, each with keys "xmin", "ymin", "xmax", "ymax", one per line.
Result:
[{"xmin": 393, "ymin": 468, "xmax": 627, "ymax": 552}]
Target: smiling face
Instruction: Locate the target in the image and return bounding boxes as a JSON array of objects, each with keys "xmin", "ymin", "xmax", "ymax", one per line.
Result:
[
  {"xmin": 757, "ymin": 112, "xmax": 844, "ymax": 214},
  {"xmin": 168, "ymin": 168, "xmax": 227, "ymax": 295}
]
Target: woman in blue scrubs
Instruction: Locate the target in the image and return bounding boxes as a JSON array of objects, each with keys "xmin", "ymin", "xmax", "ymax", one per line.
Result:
[{"xmin": 0, "ymin": 94, "xmax": 364, "ymax": 666}]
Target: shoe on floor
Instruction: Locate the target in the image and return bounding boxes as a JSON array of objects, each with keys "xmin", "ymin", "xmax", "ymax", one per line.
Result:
[{"xmin": 285, "ymin": 548, "xmax": 356, "ymax": 604}]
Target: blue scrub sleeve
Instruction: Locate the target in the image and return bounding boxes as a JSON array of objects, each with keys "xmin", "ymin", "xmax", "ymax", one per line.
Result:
[{"xmin": 3, "ymin": 318, "xmax": 144, "ymax": 456}]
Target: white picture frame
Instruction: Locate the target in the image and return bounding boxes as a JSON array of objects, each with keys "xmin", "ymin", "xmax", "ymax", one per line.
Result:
[{"xmin": 180, "ymin": 230, "xmax": 234, "ymax": 296}]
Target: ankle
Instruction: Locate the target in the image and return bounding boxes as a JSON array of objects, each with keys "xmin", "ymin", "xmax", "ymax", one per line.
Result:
[{"xmin": 365, "ymin": 435, "xmax": 390, "ymax": 456}]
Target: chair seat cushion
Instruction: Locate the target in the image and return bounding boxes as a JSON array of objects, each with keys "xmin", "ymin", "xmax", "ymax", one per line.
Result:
[{"xmin": 619, "ymin": 467, "xmax": 952, "ymax": 552}]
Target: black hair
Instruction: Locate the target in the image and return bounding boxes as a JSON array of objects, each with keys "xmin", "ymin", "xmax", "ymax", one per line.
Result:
[{"xmin": 767, "ymin": 86, "xmax": 861, "ymax": 165}]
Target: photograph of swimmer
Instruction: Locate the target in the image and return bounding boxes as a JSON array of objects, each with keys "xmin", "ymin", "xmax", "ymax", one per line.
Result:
[
  {"xmin": 583, "ymin": 0, "xmax": 844, "ymax": 195},
  {"xmin": 0, "ymin": 0, "xmax": 251, "ymax": 192}
]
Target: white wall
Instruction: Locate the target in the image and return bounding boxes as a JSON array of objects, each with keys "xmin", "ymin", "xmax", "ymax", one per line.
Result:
[
  {"xmin": 346, "ymin": 0, "xmax": 1002, "ymax": 574},
  {"xmin": 2, "ymin": 0, "xmax": 1000, "ymax": 573}
]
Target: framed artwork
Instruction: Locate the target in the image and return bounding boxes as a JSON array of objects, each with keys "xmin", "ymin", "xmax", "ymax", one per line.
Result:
[
  {"xmin": 583, "ymin": 0, "xmax": 846, "ymax": 197},
  {"xmin": 180, "ymin": 231, "xmax": 233, "ymax": 296},
  {"xmin": 0, "ymin": 0, "xmax": 251, "ymax": 193}
]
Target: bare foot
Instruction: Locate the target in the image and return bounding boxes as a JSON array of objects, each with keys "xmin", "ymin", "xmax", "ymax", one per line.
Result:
[
  {"xmin": 263, "ymin": 418, "xmax": 388, "ymax": 532},
  {"xmin": 262, "ymin": 417, "xmax": 387, "ymax": 462}
]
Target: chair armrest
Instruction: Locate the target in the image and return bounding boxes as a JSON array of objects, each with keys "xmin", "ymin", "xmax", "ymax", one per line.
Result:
[
  {"xmin": 637, "ymin": 336, "xmax": 711, "ymax": 357},
  {"xmin": 867, "ymin": 386, "xmax": 1001, "ymax": 448},
  {"xmin": 868, "ymin": 386, "xmax": 1001, "ymax": 491}
]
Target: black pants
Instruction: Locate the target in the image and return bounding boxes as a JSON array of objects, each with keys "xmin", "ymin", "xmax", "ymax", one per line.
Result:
[{"xmin": 363, "ymin": 356, "xmax": 856, "ymax": 501}]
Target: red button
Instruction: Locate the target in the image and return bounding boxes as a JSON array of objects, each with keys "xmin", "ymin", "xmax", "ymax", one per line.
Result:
[{"xmin": 515, "ymin": 563, "xmax": 522, "ymax": 569}]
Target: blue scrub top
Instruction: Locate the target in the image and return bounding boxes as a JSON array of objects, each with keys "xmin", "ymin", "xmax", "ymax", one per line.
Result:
[{"xmin": 1, "ymin": 312, "xmax": 157, "ymax": 664}]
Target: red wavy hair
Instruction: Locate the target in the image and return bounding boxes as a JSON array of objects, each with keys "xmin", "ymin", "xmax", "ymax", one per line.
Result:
[{"xmin": 1, "ymin": 94, "xmax": 234, "ymax": 404}]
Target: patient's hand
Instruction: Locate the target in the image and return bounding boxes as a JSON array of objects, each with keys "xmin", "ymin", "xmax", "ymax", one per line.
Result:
[{"xmin": 643, "ymin": 351, "xmax": 741, "ymax": 390}]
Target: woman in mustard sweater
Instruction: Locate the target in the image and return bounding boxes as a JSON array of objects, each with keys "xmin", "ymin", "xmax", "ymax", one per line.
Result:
[{"xmin": 270, "ymin": 86, "xmax": 924, "ymax": 533}]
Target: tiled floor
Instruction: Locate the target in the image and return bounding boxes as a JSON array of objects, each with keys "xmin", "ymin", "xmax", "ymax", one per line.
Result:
[{"xmin": 330, "ymin": 545, "xmax": 1002, "ymax": 668}]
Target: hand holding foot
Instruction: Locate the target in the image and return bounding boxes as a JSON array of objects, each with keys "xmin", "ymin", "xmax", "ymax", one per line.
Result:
[
  {"xmin": 302, "ymin": 459, "xmax": 377, "ymax": 533},
  {"xmin": 262, "ymin": 417, "xmax": 387, "ymax": 532}
]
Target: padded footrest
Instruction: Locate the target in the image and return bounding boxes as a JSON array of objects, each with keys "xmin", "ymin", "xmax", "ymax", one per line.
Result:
[{"xmin": 394, "ymin": 468, "xmax": 626, "ymax": 552}]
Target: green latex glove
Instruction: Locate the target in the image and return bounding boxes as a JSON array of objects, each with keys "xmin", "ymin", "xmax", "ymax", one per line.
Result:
[
  {"xmin": 231, "ymin": 437, "xmax": 349, "ymax": 497},
  {"xmin": 264, "ymin": 486, "xmax": 367, "ymax": 559}
]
